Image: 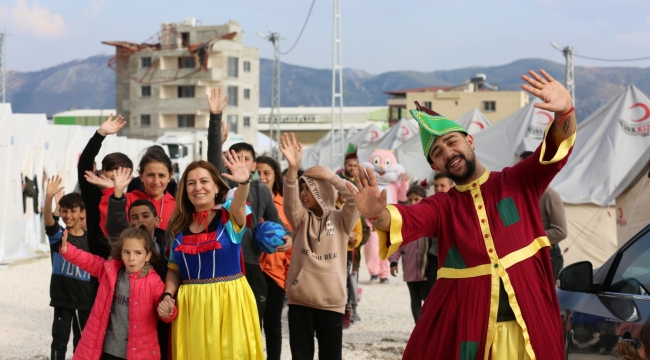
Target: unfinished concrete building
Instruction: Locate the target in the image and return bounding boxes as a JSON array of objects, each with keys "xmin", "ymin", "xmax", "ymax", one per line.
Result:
[{"xmin": 103, "ymin": 19, "xmax": 259, "ymax": 145}]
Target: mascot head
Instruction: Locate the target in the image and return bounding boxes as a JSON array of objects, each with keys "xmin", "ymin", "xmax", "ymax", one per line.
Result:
[{"xmin": 362, "ymin": 149, "xmax": 404, "ymax": 184}]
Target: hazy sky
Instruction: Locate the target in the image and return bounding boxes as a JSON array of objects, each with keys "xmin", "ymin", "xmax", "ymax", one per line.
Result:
[{"xmin": 2, "ymin": 0, "xmax": 650, "ymax": 74}]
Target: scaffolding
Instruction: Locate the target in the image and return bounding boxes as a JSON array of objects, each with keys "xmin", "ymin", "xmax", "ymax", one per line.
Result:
[{"xmin": 330, "ymin": 0, "xmax": 344, "ymax": 167}]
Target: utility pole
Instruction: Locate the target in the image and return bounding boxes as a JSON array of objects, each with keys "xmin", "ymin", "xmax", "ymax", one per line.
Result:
[
  {"xmin": 0, "ymin": 29, "xmax": 6, "ymax": 103},
  {"xmin": 259, "ymin": 32, "xmax": 282, "ymax": 161},
  {"xmin": 551, "ymin": 43, "xmax": 575, "ymax": 105},
  {"xmin": 330, "ymin": 0, "xmax": 344, "ymax": 167}
]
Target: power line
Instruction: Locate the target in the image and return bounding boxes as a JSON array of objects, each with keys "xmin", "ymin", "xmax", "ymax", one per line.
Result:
[
  {"xmin": 280, "ymin": 0, "xmax": 316, "ymax": 55},
  {"xmin": 573, "ymin": 53, "xmax": 650, "ymax": 62}
]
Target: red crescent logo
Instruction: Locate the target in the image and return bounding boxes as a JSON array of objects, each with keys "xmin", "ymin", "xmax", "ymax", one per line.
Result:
[
  {"xmin": 630, "ymin": 103, "xmax": 650, "ymax": 123},
  {"xmin": 618, "ymin": 207, "xmax": 624, "ymax": 219},
  {"xmin": 370, "ymin": 130, "xmax": 379, "ymax": 141},
  {"xmin": 536, "ymin": 111, "xmax": 553, "ymax": 125},
  {"xmin": 471, "ymin": 121, "xmax": 485, "ymax": 130}
]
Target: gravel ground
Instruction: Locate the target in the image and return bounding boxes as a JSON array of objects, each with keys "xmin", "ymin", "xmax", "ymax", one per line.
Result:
[{"xmin": 0, "ymin": 254, "xmax": 413, "ymax": 360}]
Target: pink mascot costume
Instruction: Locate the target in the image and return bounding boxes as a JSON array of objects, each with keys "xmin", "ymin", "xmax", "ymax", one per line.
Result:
[{"xmin": 362, "ymin": 149, "xmax": 408, "ymax": 283}]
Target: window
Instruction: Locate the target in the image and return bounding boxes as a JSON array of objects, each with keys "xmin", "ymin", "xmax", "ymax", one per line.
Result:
[
  {"xmin": 243, "ymin": 61, "xmax": 251, "ymax": 72},
  {"xmin": 483, "ymin": 101, "xmax": 496, "ymax": 112},
  {"xmin": 178, "ymin": 114, "xmax": 195, "ymax": 128},
  {"xmin": 228, "ymin": 57, "xmax": 239, "ymax": 78},
  {"xmin": 243, "ymin": 116, "xmax": 251, "ymax": 127},
  {"xmin": 181, "ymin": 32, "xmax": 190, "ymax": 47},
  {"xmin": 141, "ymin": 86, "xmax": 151, "ymax": 97},
  {"xmin": 140, "ymin": 114, "xmax": 151, "ymax": 126},
  {"xmin": 167, "ymin": 144, "xmax": 188, "ymax": 159},
  {"xmin": 227, "ymin": 86, "xmax": 238, "ymax": 106},
  {"xmin": 228, "ymin": 115, "xmax": 238, "ymax": 133},
  {"xmin": 178, "ymin": 86, "xmax": 195, "ymax": 98},
  {"xmin": 610, "ymin": 230, "xmax": 650, "ymax": 295},
  {"xmin": 141, "ymin": 57, "xmax": 152, "ymax": 68},
  {"xmin": 179, "ymin": 56, "xmax": 195, "ymax": 69},
  {"xmin": 244, "ymin": 89, "xmax": 250, "ymax": 100},
  {"xmin": 423, "ymin": 101, "xmax": 432, "ymax": 109}
]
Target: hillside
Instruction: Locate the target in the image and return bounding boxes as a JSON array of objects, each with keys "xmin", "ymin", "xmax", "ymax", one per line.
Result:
[{"xmin": 6, "ymin": 55, "xmax": 650, "ymax": 121}]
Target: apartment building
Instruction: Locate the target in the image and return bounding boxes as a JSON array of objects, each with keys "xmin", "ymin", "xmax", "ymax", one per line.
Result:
[{"xmin": 105, "ymin": 19, "xmax": 259, "ymax": 145}]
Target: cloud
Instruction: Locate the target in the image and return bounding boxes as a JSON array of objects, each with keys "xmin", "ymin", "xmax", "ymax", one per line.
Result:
[
  {"xmin": 0, "ymin": 0, "xmax": 66, "ymax": 38},
  {"xmin": 81, "ymin": 0, "xmax": 104, "ymax": 17}
]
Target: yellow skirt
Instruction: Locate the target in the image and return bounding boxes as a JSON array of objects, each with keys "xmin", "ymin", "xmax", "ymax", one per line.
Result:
[
  {"xmin": 171, "ymin": 275, "xmax": 264, "ymax": 360},
  {"xmin": 490, "ymin": 321, "xmax": 533, "ymax": 360}
]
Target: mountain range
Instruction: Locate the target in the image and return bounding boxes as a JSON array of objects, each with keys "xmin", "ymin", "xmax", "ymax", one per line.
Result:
[{"xmin": 6, "ymin": 55, "xmax": 650, "ymax": 121}]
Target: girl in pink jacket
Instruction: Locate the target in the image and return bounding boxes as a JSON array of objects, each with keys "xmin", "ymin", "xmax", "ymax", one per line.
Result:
[{"xmin": 60, "ymin": 227, "xmax": 167, "ymax": 360}]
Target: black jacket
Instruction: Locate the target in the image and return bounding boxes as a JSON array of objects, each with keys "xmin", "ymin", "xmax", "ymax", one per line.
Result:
[
  {"xmin": 46, "ymin": 222, "xmax": 93, "ymax": 310},
  {"xmin": 105, "ymin": 195, "xmax": 169, "ymax": 281},
  {"xmin": 208, "ymin": 113, "xmax": 291, "ymax": 264},
  {"xmin": 78, "ymin": 132, "xmax": 111, "ymax": 259}
]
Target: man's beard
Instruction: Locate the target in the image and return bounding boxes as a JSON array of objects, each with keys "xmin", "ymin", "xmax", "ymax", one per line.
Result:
[
  {"xmin": 344, "ymin": 170, "xmax": 353, "ymax": 178},
  {"xmin": 442, "ymin": 153, "xmax": 477, "ymax": 184}
]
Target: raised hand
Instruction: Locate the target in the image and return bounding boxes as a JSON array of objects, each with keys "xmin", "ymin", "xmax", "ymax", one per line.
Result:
[
  {"xmin": 303, "ymin": 166, "xmax": 335, "ymax": 180},
  {"xmin": 521, "ymin": 69, "xmax": 572, "ymax": 114},
  {"xmin": 97, "ymin": 114, "xmax": 126, "ymax": 137},
  {"xmin": 112, "ymin": 167, "xmax": 133, "ymax": 198},
  {"xmin": 221, "ymin": 150, "xmax": 250, "ymax": 184},
  {"xmin": 84, "ymin": 171, "xmax": 114, "ymax": 190},
  {"xmin": 345, "ymin": 165, "xmax": 387, "ymax": 218},
  {"xmin": 221, "ymin": 121, "xmax": 230, "ymax": 143},
  {"xmin": 46, "ymin": 176, "xmax": 64, "ymax": 198},
  {"xmin": 279, "ymin": 133, "xmax": 303, "ymax": 169},
  {"xmin": 60, "ymin": 230, "xmax": 69, "ymax": 254},
  {"xmin": 206, "ymin": 87, "xmax": 229, "ymax": 115}
]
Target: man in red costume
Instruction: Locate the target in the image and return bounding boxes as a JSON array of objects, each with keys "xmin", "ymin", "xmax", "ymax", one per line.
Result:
[{"xmin": 346, "ymin": 69, "xmax": 576, "ymax": 360}]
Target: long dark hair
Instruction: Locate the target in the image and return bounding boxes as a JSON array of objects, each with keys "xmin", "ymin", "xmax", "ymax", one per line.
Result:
[
  {"xmin": 255, "ymin": 156, "xmax": 283, "ymax": 196},
  {"xmin": 616, "ymin": 318, "xmax": 650, "ymax": 360},
  {"xmin": 168, "ymin": 161, "xmax": 230, "ymax": 236}
]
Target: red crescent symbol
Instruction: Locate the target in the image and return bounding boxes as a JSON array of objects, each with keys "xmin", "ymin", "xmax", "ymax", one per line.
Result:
[
  {"xmin": 630, "ymin": 103, "xmax": 650, "ymax": 123},
  {"xmin": 471, "ymin": 121, "xmax": 485, "ymax": 130},
  {"xmin": 618, "ymin": 207, "xmax": 624, "ymax": 219},
  {"xmin": 401, "ymin": 126, "xmax": 410, "ymax": 137},
  {"xmin": 370, "ymin": 130, "xmax": 378, "ymax": 140},
  {"xmin": 536, "ymin": 111, "xmax": 553, "ymax": 125}
]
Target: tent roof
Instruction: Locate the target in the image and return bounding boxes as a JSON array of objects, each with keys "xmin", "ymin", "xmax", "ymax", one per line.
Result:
[
  {"xmin": 317, "ymin": 124, "xmax": 385, "ymax": 170},
  {"xmin": 471, "ymin": 97, "xmax": 545, "ymax": 171},
  {"xmin": 551, "ymin": 85, "xmax": 650, "ymax": 205},
  {"xmin": 455, "ymin": 108, "xmax": 493, "ymax": 135},
  {"xmin": 358, "ymin": 118, "xmax": 419, "ymax": 162}
]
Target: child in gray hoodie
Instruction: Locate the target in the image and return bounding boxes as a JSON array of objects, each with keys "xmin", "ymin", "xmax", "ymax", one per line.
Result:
[{"xmin": 279, "ymin": 133, "xmax": 360, "ymax": 360}]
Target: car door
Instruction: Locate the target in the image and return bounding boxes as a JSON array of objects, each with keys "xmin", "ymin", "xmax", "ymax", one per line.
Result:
[{"xmin": 559, "ymin": 224, "xmax": 650, "ymax": 359}]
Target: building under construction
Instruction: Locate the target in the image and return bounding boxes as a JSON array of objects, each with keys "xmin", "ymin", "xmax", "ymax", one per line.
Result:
[{"xmin": 103, "ymin": 19, "xmax": 259, "ymax": 145}]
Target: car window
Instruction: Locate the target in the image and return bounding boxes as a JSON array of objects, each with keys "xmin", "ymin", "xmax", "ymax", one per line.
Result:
[{"xmin": 610, "ymin": 230, "xmax": 650, "ymax": 296}]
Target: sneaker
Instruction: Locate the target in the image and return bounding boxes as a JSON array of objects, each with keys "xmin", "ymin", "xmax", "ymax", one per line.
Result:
[
  {"xmin": 379, "ymin": 278, "xmax": 389, "ymax": 284},
  {"xmin": 369, "ymin": 275, "xmax": 379, "ymax": 282}
]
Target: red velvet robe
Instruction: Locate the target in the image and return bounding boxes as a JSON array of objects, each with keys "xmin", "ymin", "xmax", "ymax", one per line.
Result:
[{"xmin": 378, "ymin": 128, "xmax": 576, "ymax": 360}]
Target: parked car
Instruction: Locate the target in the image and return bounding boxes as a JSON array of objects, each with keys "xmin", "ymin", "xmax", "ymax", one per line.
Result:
[{"xmin": 557, "ymin": 223, "xmax": 650, "ymax": 359}]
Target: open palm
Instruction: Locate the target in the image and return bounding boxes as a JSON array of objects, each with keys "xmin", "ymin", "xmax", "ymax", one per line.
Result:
[
  {"xmin": 46, "ymin": 176, "xmax": 64, "ymax": 198},
  {"xmin": 207, "ymin": 87, "xmax": 229, "ymax": 114},
  {"xmin": 345, "ymin": 165, "xmax": 387, "ymax": 218},
  {"xmin": 113, "ymin": 167, "xmax": 132, "ymax": 190},
  {"xmin": 98, "ymin": 114, "xmax": 126, "ymax": 137},
  {"xmin": 221, "ymin": 150, "xmax": 250, "ymax": 183},
  {"xmin": 279, "ymin": 133, "xmax": 303, "ymax": 168},
  {"xmin": 521, "ymin": 69, "xmax": 572, "ymax": 113}
]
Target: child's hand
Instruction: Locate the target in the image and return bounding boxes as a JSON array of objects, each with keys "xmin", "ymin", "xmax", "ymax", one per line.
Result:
[
  {"xmin": 279, "ymin": 133, "xmax": 303, "ymax": 169},
  {"xmin": 84, "ymin": 171, "xmax": 114, "ymax": 189},
  {"xmin": 276, "ymin": 236, "xmax": 292, "ymax": 252},
  {"xmin": 60, "ymin": 230, "xmax": 69, "ymax": 254},
  {"xmin": 112, "ymin": 167, "xmax": 132, "ymax": 198},
  {"xmin": 158, "ymin": 297, "xmax": 176, "ymax": 318},
  {"xmin": 390, "ymin": 266, "xmax": 398, "ymax": 277},
  {"xmin": 304, "ymin": 166, "xmax": 335, "ymax": 181},
  {"xmin": 221, "ymin": 150, "xmax": 250, "ymax": 184},
  {"xmin": 206, "ymin": 87, "xmax": 228, "ymax": 115},
  {"xmin": 97, "ymin": 114, "xmax": 126, "ymax": 137},
  {"xmin": 45, "ymin": 176, "xmax": 64, "ymax": 198}
]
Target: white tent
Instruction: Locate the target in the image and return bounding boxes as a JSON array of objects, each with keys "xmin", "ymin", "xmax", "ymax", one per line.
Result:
[
  {"xmin": 301, "ymin": 128, "xmax": 345, "ymax": 169},
  {"xmin": 551, "ymin": 85, "xmax": 650, "ymax": 266},
  {"xmin": 48, "ymin": 125, "xmax": 87, "ymax": 193},
  {"xmin": 395, "ymin": 108, "xmax": 493, "ymax": 182},
  {"xmin": 0, "ymin": 104, "xmax": 26, "ymax": 263},
  {"xmin": 256, "ymin": 132, "xmax": 278, "ymax": 157},
  {"xmin": 12, "ymin": 114, "xmax": 51, "ymax": 252},
  {"xmin": 357, "ymin": 118, "xmax": 419, "ymax": 164},
  {"xmin": 317, "ymin": 124, "xmax": 385, "ymax": 171},
  {"xmin": 455, "ymin": 108, "xmax": 493, "ymax": 135}
]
